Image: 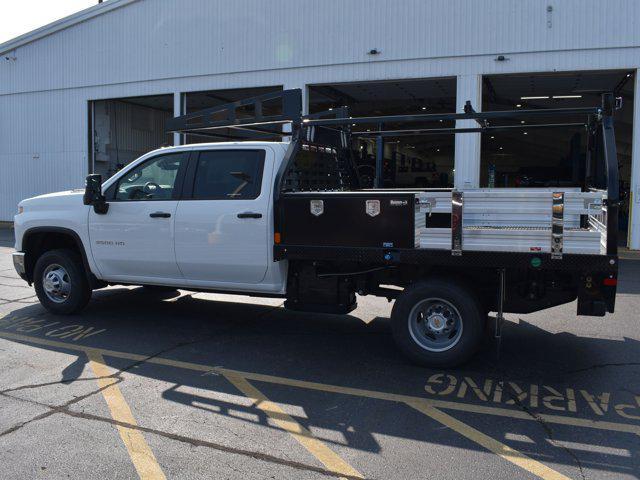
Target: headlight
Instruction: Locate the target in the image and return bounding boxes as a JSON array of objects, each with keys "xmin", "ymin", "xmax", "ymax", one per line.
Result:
[{"xmin": 17, "ymin": 206, "xmax": 23, "ymax": 214}]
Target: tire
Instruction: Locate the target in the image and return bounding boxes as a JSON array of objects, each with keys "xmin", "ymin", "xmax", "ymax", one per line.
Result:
[
  {"xmin": 391, "ymin": 278, "xmax": 484, "ymax": 368},
  {"xmin": 33, "ymin": 249, "xmax": 92, "ymax": 315}
]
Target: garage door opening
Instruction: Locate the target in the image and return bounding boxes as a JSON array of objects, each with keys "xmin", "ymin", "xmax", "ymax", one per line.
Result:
[
  {"xmin": 90, "ymin": 94, "xmax": 173, "ymax": 178},
  {"xmin": 481, "ymin": 70, "xmax": 634, "ymax": 245},
  {"xmin": 308, "ymin": 78, "xmax": 456, "ymax": 188},
  {"xmin": 183, "ymin": 86, "xmax": 283, "ymax": 144}
]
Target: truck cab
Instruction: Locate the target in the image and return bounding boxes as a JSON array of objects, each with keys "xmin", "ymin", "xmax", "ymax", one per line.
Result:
[
  {"xmin": 14, "ymin": 142, "xmax": 291, "ymax": 300},
  {"xmin": 90, "ymin": 142, "xmax": 289, "ymax": 293}
]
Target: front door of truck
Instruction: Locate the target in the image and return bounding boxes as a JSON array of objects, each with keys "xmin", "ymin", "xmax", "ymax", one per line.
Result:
[
  {"xmin": 174, "ymin": 148, "xmax": 272, "ymax": 287},
  {"xmin": 88, "ymin": 152, "xmax": 189, "ymax": 283}
]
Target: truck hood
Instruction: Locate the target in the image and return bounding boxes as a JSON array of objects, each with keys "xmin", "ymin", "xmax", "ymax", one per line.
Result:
[{"xmin": 19, "ymin": 189, "xmax": 86, "ymax": 208}]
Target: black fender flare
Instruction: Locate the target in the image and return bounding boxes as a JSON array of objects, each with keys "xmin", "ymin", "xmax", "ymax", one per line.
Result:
[{"xmin": 21, "ymin": 226, "xmax": 102, "ymax": 288}]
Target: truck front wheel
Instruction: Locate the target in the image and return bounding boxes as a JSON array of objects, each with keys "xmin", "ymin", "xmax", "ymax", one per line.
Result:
[
  {"xmin": 391, "ymin": 279, "xmax": 484, "ymax": 368},
  {"xmin": 34, "ymin": 249, "xmax": 92, "ymax": 315}
]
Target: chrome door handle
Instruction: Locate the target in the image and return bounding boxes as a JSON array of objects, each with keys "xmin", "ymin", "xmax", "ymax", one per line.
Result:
[
  {"xmin": 237, "ymin": 212, "xmax": 262, "ymax": 219},
  {"xmin": 149, "ymin": 212, "xmax": 171, "ymax": 218}
]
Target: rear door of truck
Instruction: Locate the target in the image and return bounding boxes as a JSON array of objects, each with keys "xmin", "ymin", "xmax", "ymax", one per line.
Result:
[{"xmin": 173, "ymin": 146, "xmax": 274, "ymax": 286}]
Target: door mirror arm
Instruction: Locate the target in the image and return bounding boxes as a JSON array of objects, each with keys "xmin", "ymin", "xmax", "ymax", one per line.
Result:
[{"xmin": 83, "ymin": 174, "xmax": 109, "ymax": 214}]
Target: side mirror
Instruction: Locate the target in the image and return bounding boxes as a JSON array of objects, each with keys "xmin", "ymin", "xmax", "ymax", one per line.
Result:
[{"xmin": 83, "ymin": 174, "xmax": 109, "ymax": 214}]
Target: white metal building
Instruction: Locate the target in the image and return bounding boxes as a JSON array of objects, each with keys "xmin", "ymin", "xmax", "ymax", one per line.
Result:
[{"xmin": 1, "ymin": 0, "xmax": 640, "ymax": 248}]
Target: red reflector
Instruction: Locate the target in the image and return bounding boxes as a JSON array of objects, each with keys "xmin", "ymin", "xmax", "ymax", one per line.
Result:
[{"xmin": 603, "ymin": 278, "xmax": 617, "ymax": 286}]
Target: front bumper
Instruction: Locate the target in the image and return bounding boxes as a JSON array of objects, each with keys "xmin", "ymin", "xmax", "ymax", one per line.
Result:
[{"xmin": 12, "ymin": 252, "xmax": 26, "ymax": 281}]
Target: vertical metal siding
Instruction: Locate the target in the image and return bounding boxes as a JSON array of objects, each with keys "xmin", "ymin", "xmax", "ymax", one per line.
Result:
[
  {"xmin": 0, "ymin": 0, "xmax": 640, "ymax": 220},
  {"xmin": 0, "ymin": 90, "xmax": 87, "ymax": 220},
  {"xmin": 1, "ymin": 0, "xmax": 639, "ymax": 95}
]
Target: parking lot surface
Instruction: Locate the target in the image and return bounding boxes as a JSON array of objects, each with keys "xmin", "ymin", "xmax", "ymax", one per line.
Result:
[{"xmin": 0, "ymin": 227, "xmax": 639, "ymax": 479}]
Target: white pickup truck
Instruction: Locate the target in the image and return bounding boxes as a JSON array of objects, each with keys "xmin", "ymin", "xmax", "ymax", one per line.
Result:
[
  {"xmin": 11, "ymin": 90, "xmax": 620, "ymax": 367},
  {"xmin": 14, "ymin": 141, "xmax": 291, "ymax": 305}
]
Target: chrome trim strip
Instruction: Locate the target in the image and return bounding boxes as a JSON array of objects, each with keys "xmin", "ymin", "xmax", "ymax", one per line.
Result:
[
  {"xmin": 451, "ymin": 190, "xmax": 463, "ymax": 256},
  {"xmin": 12, "ymin": 252, "xmax": 26, "ymax": 275},
  {"xmin": 551, "ymin": 192, "xmax": 564, "ymax": 259}
]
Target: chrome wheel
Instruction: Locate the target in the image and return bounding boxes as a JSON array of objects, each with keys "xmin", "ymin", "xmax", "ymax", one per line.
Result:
[
  {"xmin": 42, "ymin": 263, "xmax": 71, "ymax": 303},
  {"xmin": 408, "ymin": 298, "xmax": 463, "ymax": 352}
]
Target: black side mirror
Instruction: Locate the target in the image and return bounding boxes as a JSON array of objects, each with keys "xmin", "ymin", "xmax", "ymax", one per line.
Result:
[{"xmin": 83, "ymin": 174, "xmax": 109, "ymax": 214}]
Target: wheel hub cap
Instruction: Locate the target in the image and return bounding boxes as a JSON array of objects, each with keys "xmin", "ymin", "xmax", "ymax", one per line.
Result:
[
  {"xmin": 427, "ymin": 313, "xmax": 447, "ymax": 333},
  {"xmin": 42, "ymin": 264, "xmax": 71, "ymax": 303},
  {"xmin": 408, "ymin": 298, "xmax": 464, "ymax": 352}
]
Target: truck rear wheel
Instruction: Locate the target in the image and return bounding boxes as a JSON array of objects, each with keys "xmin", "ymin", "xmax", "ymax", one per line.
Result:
[
  {"xmin": 34, "ymin": 249, "xmax": 92, "ymax": 315},
  {"xmin": 391, "ymin": 279, "xmax": 484, "ymax": 368}
]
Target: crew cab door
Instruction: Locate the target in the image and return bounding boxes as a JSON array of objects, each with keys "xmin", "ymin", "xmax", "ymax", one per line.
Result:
[
  {"xmin": 174, "ymin": 148, "xmax": 272, "ymax": 286},
  {"xmin": 88, "ymin": 152, "xmax": 189, "ymax": 283}
]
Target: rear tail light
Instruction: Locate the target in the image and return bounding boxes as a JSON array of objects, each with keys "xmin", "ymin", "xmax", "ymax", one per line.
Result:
[{"xmin": 603, "ymin": 278, "xmax": 617, "ymax": 286}]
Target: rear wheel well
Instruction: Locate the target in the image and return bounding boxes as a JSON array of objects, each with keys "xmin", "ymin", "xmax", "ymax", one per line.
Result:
[{"xmin": 404, "ymin": 267, "xmax": 497, "ymax": 313}]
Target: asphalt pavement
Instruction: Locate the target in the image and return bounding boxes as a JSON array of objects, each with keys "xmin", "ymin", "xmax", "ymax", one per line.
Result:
[{"xmin": 0, "ymin": 226, "xmax": 639, "ymax": 479}]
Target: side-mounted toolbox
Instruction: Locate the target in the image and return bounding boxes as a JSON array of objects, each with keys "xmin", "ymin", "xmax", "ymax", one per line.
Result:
[{"xmin": 278, "ymin": 191, "xmax": 415, "ymax": 249}]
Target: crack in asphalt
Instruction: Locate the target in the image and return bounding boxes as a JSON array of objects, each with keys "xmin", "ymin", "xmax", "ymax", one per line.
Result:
[
  {"xmin": 0, "ymin": 376, "xmax": 125, "ymax": 439},
  {"xmin": 0, "ymin": 300, "xmax": 360, "ymax": 479},
  {"xmin": 563, "ymin": 362, "xmax": 640, "ymax": 375},
  {"xmin": 475, "ymin": 318, "xmax": 639, "ymax": 384},
  {"xmin": 504, "ymin": 387, "xmax": 587, "ymax": 480},
  {"xmin": 1, "ymin": 391, "xmax": 365, "ymax": 480},
  {"xmin": 0, "ymin": 376, "xmax": 112, "ymax": 394},
  {"xmin": 0, "ymin": 304, "xmax": 367, "ymax": 480},
  {"xmin": 481, "ymin": 347, "xmax": 587, "ymax": 480},
  {"xmin": 0, "ymin": 330, "xmax": 215, "ymax": 440}
]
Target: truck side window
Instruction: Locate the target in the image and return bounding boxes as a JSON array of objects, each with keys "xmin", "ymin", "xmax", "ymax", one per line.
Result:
[
  {"xmin": 115, "ymin": 153, "xmax": 186, "ymax": 201},
  {"xmin": 192, "ymin": 150, "xmax": 265, "ymax": 200}
]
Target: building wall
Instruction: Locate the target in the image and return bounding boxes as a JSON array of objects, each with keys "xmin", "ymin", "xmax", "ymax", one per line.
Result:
[
  {"xmin": 0, "ymin": 89, "xmax": 87, "ymax": 219},
  {"xmin": 2, "ymin": 0, "xmax": 639, "ymax": 95},
  {"xmin": 1, "ymin": 0, "xmax": 640, "ymax": 246}
]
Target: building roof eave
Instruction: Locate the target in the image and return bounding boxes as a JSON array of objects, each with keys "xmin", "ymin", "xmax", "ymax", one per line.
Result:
[{"xmin": 0, "ymin": 0, "xmax": 141, "ymax": 56}]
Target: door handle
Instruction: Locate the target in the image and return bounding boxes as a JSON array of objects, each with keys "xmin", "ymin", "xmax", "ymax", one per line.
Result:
[
  {"xmin": 237, "ymin": 212, "xmax": 262, "ymax": 219},
  {"xmin": 149, "ymin": 212, "xmax": 171, "ymax": 218}
]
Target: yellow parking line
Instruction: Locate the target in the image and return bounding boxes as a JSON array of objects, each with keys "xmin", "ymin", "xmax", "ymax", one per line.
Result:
[
  {"xmin": 0, "ymin": 330, "xmax": 638, "ymax": 436},
  {"xmin": 224, "ymin": 373, "xmax": 363, "ymax": 479},
  {"xmin": 407, "ymin": 400, "xmax": 571, "ymax": 480},
  {"xmin": 87, "ymin": 351, "xmax": 166, "ymax": 480}
]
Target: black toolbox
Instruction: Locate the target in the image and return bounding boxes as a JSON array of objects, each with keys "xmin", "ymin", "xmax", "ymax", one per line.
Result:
[{"xmin": 278, "ymin": 191, "xmax": 415, "ymax": 248}]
